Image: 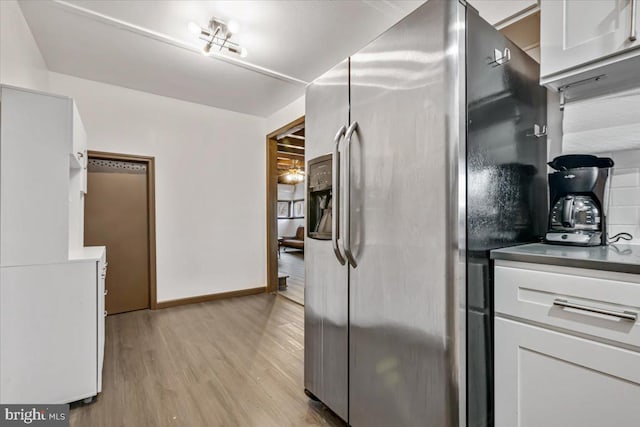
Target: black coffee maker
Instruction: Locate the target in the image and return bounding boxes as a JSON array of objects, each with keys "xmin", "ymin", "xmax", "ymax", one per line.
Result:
[{"xmin": 546, "ymin": 155, "xmax": 614, "ymax": 246}]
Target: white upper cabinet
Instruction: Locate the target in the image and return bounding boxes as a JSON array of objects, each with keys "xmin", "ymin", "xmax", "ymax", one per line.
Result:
[
  {"xmin": 0, "ymin": 87, "xmax": 70, "ymax": 267},
  {"xmin": 541, "ymin": 0, "xmax": 640, "ymax": 87},
  {"xmin": 0, "ymin": 86, "xmax": 88, "ymax": 266}
]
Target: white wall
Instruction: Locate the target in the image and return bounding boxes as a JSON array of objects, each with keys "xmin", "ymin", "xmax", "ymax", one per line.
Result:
[
  {"xmin": 0, "ymin": 0, "xmax": 50, "ymax": 91},
  {"xmin": 268, "ymin": 96, "xmax": 305, "ymax": 237},
  {"xmin": 593, "ymin": 149, "xmax": 640, "ymax": 243},
  {"xmin": 552, "ymin": 92, "xmax": 640, "ymax": 243},
  {"xmin": 266, "ymin": 95, "xmax": 304, "ymax": 134},
  {"xmin": 49, "ymin": 72, "xmax": 267, "ymax": 302},
  {"xmin": 277, "ymin": 183, "xmax": 305, "ymax": 237}
]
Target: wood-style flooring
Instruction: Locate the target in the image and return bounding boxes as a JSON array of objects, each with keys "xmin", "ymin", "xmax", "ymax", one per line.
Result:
[
  {"xmin": 278, "ymin": 250, "xmax": 304, "ymax": 305},
  {"xmin": 70, "ymin": 294, "xmax": 345, "ymax": 427}
]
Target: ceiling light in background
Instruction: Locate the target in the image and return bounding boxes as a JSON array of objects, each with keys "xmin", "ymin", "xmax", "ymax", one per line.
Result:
[
  {"xmin": 188, "ymin": 17, "xmax": 247, "ymax": 58},
  {"xmin": 285, "ymin": 168, "xmax": 305, "ymax": 184},
  {"xmin": 283, "ymin": 160, "xmax": 305, "ymax": 184}
]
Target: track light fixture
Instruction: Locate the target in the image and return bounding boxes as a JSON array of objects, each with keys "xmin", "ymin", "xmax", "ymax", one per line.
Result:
[{"xmin": 188, "ymin": 17, "xmax": 247, "ymax": 58}]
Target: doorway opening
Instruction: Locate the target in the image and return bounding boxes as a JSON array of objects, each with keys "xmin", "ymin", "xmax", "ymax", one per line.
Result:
[
  {"xmin": 84, "ymin": 151, "xmax": 158, "ymax": 314},
  {"xmin": 266, "ymin": 116, "xmax": 305, "ymax": 305}
]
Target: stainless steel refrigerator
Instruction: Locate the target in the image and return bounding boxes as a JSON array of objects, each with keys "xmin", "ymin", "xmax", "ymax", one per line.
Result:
[{"xmin": 304, "ymin": 1, "xmax": 547, "ymax": 426}]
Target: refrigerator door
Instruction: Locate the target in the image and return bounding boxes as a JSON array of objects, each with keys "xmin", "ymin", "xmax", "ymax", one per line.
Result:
[
  {"xmin": 304, "ymin": 58, "xmax": 350, "ymax": 421},
  {"xmin": 347, "ymin": 2, "xmax": 463, "ymax": 426},
  {"xmin": 466, "ymin": 7, "xmax": 547, "ymax": 427}
]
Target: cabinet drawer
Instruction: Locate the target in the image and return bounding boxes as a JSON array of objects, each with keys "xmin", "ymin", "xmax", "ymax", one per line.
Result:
[{"xmin": 495, "ymin": 261, "xmax": 640, "ymax": 349}]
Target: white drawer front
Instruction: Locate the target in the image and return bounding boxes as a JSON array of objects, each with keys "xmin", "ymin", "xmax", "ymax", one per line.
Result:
[{"xmin": 495, "ymin": 262, "xmax": 640, "ymax": 349}]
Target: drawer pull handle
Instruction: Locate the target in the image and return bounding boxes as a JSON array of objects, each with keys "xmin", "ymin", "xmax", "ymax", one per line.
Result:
[{"xmin": 553, "ymin": 299, "xmax": 637, "ymax": 321}]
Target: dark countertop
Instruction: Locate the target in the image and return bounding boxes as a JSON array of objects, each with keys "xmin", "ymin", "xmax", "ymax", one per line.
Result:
[{"xmin": 490, "ymin": 243, "xmax": 640, "ymax": 274}]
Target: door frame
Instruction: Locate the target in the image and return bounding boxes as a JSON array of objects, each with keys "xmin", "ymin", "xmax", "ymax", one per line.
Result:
[
  {"xmin": 87, "ymin": 150, "xmax": 158, "ymax": 310},
  {"xmin": 266, "ymin": 116, "xmax": 305, "ymax": 294}
]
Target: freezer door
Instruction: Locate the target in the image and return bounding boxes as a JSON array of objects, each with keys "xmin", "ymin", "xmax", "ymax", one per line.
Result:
[
  {"xmin": 347, "ymin": 1, "xmax": 463, "ymax": 426},
  {"xmin": 304, "ymin": 58, "xmax": 350, "ymax": 421}
]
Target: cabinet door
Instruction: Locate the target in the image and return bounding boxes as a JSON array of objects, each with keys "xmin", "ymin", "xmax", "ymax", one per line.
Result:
[
  {"xmin": 540, "ymin": 0, "xmax": 640, "ymax": 79},
  {"xmin": 0, "ymin": 87, "xmax": 70, "ymax": 267},
  {"xmin": 495, "ymin": 317, "xmax": 640, "ymax": 427},
  {"xmin": 0, "ymin": 262, "xmax": 97, "ymax": 404}
]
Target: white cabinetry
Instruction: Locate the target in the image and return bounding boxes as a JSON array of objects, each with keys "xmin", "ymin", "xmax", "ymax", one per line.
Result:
[
  {"xmin": 96, "ymin": 251, "xmax": 107, "ymax": 392},
  {"xmin": 540, "ymin": 0, "xmax": 640, "ymax": 90},
  {"xmin": 495, "ymin": 318, "xmax": 640, "ymax": 427},
  {"xmin": 0, "ymin": 263, "xmax": 96, "ymax": 404},
  {"xmin": 0, "ymin": 86, "xmax": 89, "ymax": 265},
  {"xmin": 0, "ymin": 86, "xmax": 106, "ymax": 404},
  {"xmin": 494, "ymin": 261, "xmax": 640, "ymax": 427},
  {"xmin": 0, "ymin": 87, "xmax": 70, "ymax": 267}
]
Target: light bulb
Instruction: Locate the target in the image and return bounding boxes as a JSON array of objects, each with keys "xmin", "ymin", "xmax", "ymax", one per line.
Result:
[
  {"xmin": 202, "ymin": 43, "xmax": 212, "ymax": 56},
  {"xmin": 240, "ymin": 47, "xmax": 248, "ymax": 58},
  {"xmin": 227, "ymin": 20, "xmax": 240, "ymax": 35},
  {"xmin": 188, "ymin": 21, "xmax": 201, "ymax": 35}
]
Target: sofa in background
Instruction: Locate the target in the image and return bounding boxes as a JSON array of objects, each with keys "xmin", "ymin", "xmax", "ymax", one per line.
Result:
[{"xmin": 280, "ymin": 226, "xmax": 304, "ymax": 252}]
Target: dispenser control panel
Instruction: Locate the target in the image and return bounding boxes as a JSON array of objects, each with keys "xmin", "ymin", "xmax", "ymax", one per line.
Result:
[{"xmin": 308, "ymin": 155, "xmax": 332, "ymax": 192}]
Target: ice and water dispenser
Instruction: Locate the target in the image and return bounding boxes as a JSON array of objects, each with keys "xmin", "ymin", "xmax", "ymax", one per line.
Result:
[{"xmin": 307, "ymin": 154, "xmax": 333, "ymax": 240}]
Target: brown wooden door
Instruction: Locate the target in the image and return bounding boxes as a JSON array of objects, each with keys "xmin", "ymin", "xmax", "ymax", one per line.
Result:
[{"xmin": 85, "ymin": 157, "xmax": 150, "ymax": 314}]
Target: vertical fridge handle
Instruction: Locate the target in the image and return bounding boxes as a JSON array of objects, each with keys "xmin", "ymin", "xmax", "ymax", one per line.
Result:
[
  {"xmin": 343, "ymin": 121, "xmax": 358, "ymax": 268},
  {"xmin": 333, "ymin": 125, "xmax": 347, "ymax": 265}
]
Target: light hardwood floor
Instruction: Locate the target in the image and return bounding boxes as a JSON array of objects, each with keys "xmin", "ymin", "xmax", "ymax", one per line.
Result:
[
  {"xmin": 70, "ymin": 294, "xmax": 345, "ymax": 427},
  {"xmin": 278, "ymin": 250, "xmax": 304, "ymax": 305}
]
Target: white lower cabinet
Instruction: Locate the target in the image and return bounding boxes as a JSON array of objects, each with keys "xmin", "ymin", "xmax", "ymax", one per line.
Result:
[
  {"xmin": 495, "ymin": 317, "xmax": 640, "ymax": 427},
  {"xmin": 494, "ymin": 261, "xmax": 640, "ymax": 427},
  {"xmin": 0, "ymin": 262, "xmax": 96, "ymax": 404},
  {"xmin": 0, "ymin": 248, "xmax": 106, "ymax": 404}
]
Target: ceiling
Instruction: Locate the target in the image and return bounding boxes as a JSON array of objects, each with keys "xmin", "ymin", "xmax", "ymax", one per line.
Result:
[{"xmin": 19, "ymin": 0, "xmax": 424, "ymax": 117}]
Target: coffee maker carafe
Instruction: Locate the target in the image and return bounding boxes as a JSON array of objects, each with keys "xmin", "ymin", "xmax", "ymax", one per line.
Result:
[{"xmin": 546, "ymin": 155, "xmax": 614, "ymax": 246}]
